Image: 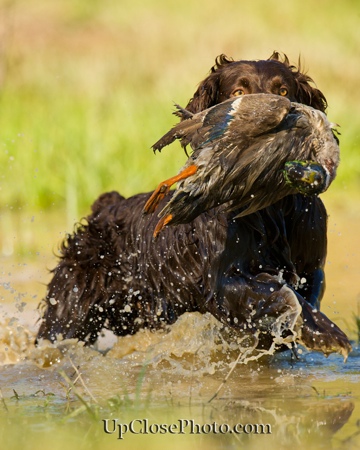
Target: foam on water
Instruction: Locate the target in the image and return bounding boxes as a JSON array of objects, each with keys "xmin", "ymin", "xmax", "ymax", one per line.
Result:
[
  {"xmin": 0, "ymin": 305, "xmax": 359, "ymax": 450},
  {"xmin": 18, "ymin": 306, "xmax": 304, "ymax": 376}
]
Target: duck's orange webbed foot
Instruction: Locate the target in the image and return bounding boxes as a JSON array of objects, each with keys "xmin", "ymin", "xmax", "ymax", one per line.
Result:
[
  {"xmin": 143, "ymin": 182, "xmax": 171, "ymax": 215},
  {"xmin": 153, "ymin": 214, "xmax": 173, "ymax": 239},
  {"xmin": 143, "ymin": 164, "xmax": 198, "ymax": 215}
]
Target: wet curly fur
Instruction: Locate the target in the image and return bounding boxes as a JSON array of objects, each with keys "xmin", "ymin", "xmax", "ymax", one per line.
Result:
[{"xmin": 36, "ymin": 52, "xmax": 350, "ymax": 355}]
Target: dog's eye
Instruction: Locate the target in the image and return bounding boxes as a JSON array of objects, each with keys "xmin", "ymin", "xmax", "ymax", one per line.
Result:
[
  {"xmin": 233, "ymin": 89, "xmax": 245, "ymax": 96},
  {"xmin": 279, "ymin": 87, "xmax": 288, "ymax": 96}
]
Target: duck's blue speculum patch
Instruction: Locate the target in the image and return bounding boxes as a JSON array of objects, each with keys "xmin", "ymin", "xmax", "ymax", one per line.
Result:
[{"xmin": 203, "ymin": 100, "xmax": 239, "ymax": 145}]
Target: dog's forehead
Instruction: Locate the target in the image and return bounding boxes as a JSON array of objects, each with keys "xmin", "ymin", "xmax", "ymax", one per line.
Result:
[{"xmin": 220, "ymin": 60, "xmax": 294, "ymax": 83}]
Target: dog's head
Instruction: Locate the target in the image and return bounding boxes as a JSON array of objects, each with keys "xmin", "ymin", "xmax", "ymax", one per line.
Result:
[{"xmin": 185, "ymin": 52, "xmax": 327, "ymax": 114}]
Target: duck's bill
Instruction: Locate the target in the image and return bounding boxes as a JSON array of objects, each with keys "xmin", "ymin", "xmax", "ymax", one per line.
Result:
[{"xmin": 283, "ymin": 160, "xmax": 329, "ymax": 195}]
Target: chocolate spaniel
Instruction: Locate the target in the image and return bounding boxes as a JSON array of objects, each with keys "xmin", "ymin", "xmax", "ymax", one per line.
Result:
[{"xmin": 36, "ymin": 52, "xmax": 351, "ymax": 358}]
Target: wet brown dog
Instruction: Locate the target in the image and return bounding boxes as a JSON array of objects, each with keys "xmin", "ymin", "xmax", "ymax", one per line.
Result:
[{"xmin": 36, "ymin": 53, "xmax": 351, "ymax": 358}]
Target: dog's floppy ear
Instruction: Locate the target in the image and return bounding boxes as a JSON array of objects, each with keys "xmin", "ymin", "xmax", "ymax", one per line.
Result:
[
  {"xmin": 184, "ymin": 73, "xmax": 220, "ymax": 114},
  {"xmin": 185, "ymin": 54, "xmax": 234, "ymax": 115},
  {"xmin": 294, "ymin": 74, "xmax": 328, "ymax": 113},
  {"xmin": 269, "ymin": 52, "xmax": 328, "ymax": 113}
]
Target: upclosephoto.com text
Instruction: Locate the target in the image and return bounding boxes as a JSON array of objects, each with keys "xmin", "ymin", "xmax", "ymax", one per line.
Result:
[{"xmin": 102, "ymin": 418, "xmax": 272, "ymax": 440}]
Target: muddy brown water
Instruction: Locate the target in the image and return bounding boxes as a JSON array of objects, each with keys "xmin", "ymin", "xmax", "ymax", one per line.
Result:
[{"xmin": 0, "ymin": 193, "xmax": 359, "ymax": 450}]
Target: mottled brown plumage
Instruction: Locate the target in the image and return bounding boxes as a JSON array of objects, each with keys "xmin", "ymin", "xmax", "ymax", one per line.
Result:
[
  {"xmin": 145, "ymin": 94, "xmax": 339, "ymax": 234},
  {"xmin": 36, "ymin": 53, "xmax": 350, "ymax": 360}
]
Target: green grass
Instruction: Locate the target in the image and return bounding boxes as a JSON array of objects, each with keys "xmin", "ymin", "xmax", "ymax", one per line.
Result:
[
  {"xmin": 0, "ymin": 5, "xmax": 359, "ymax": 448},
  {"xmin": 0, "ymin": 0, "xmax": 359, "ymax": 260},
  {"xmin": 1, "ymin": 369, "xmax": 359, "ymax": 450},
  {"xmin": 1, "ymin": 0, "xmax": 359, "ymax": 218}
]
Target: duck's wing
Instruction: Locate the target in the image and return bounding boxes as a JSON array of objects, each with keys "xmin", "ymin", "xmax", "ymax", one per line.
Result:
[
  {"xmin": 151, "ymin": 105, "xmax": 201, "ymax": 153},
  {"xmin": 152, "ymin": 94, "xmax": 292, "ymax": 154}
]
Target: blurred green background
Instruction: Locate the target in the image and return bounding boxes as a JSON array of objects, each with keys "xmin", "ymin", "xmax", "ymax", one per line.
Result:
[
  {"xmin": 0, "ymin": 5, "xmax": 359, "ymax": 450},
  {"xmin": 0, "ymin": 0, "xmax": 359, "ymax": 257}
]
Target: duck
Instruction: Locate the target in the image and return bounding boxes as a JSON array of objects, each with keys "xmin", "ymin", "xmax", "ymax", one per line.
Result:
[{"xmin": 143, "ymin": 94, "xmax": 339, "ymax": 237}]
